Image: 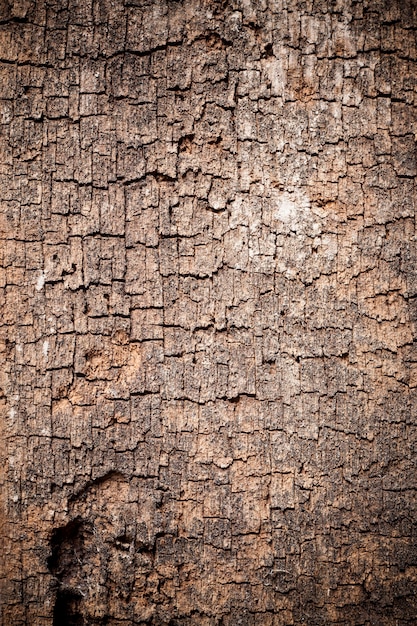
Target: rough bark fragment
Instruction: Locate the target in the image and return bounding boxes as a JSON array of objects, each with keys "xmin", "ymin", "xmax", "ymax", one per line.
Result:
[{"xmin": 1, "ymin": 0, "xmax": 417, "ymax": 624}]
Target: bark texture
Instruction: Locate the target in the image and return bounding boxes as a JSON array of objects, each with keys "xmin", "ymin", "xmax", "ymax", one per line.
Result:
[{"xmin": 1, "ymin": 0, "xmax": 417, "ymax": 624}]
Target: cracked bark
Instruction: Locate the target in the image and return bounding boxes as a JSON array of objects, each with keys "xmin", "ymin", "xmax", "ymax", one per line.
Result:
[{"xmin": 1, "ymin": 0, "xmax": 417, "ymax": 624}]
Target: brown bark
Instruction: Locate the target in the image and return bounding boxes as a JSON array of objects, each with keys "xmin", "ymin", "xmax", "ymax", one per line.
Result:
[{"xmin": 1, "ymin": 0, "xmax": 417, "ymax": 624}]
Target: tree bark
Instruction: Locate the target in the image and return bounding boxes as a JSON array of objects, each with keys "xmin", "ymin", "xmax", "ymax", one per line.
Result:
[{"xmin": 1, "ymin": 0, "xmax": 417, "ymax": 624}]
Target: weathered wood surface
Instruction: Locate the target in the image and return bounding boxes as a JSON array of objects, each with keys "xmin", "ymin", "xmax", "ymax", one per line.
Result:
[{"xmin": 1, "ymin": 0, "xmax": 417, "ymax": 624}]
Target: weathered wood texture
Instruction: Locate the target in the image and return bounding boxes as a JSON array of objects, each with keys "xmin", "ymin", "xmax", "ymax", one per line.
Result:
[{"xmin": 1, "ymin": 0, "xmax": 417, "ymax": 624}]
